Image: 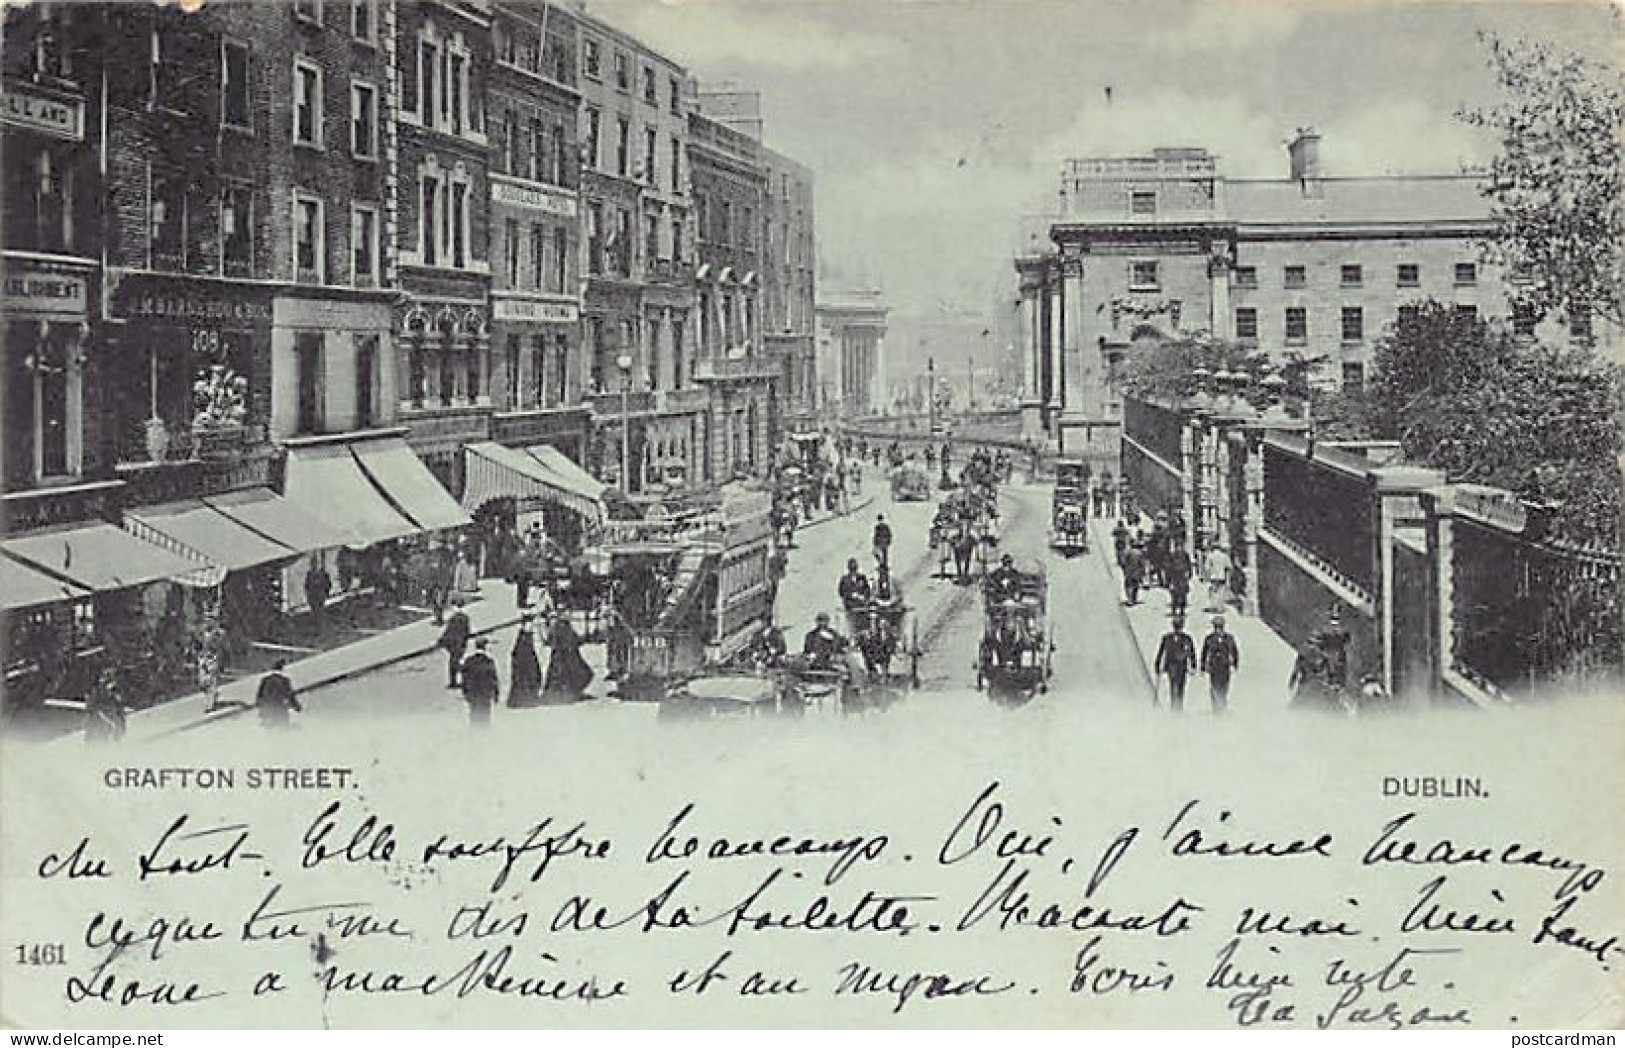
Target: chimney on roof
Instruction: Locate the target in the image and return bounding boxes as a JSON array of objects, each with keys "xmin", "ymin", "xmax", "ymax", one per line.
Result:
[{"xmin": 1288, "ymin": 127, "xmax": 1322, "ymax": 182}]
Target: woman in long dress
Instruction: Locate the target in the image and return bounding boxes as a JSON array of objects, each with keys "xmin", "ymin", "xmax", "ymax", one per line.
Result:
[
  {"xmin": 543, "ymin": 614, "xmax": 594, "ymax": 703},
  {"xmin": 507, "ymin": 619, "xmax": 543, "ymax": 707}
]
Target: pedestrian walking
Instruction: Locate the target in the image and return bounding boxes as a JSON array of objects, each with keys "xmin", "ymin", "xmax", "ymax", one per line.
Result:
[
  {"xmin": 1122, "ymin": 543, "xmax": 1145, "ymax": 606},
  {"xmin": 1203, "ymin": 543, "xmax": 1232, "ymax": 611},
  {"xmin": 1154, "ymin": 615, "xmax": 1197, "ymax": 711},
  {"xmin": 872, "ymin": 514, "xmax": 893, "ymax": 571},
  {"xmin": 507, "ymin": 617, "xmax": 543, "ymax": 707},
  {"xmin": 438, "ymin": 598, "xmax": 471, "ymax": 687},
  {"xmin": 303, "ymin": 558, "xmax": 332, "ymax": 634},
  {"xmin": 1112, "ymin": 519, "xmax": 1130, "ymax": 567},
  {"xmin": 543, "ymin": 615, "xmax": 594, "ymax": 703},
  {"xmin": 254, "ymin": 660, "xmax": 301, "ymax": 729},
  {"xmin": 459, "ymin": 638, "xmax": 500, "ymax": 727},
  {"xmin": 1200, "ymin": 615, "xmax": 1240, "ymax": 713},
  {"xmin": 84, "ymin": 669, "xmax": 127, "ymax": 745},
  {"xmin": 1166, "ymin": 545, "xmax": 1192, "ymax": 617}
]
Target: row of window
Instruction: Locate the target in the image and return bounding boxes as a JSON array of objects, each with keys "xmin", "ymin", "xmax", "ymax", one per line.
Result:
[
  {"xmin": 500, "ymin": 220, "xmax": 571, "ymax": 294},
  {"xmin": 694, "ymin": 194, "xmax": 758, "ymax": 251},
  {"xmin": 496, "ymin": 110, "xmax": 572, "ymax": 187},
  {"xmin": 1234, "ymin": 261, "xmax": 1478, "ymax": 290},
  {"xmin": 583, "ymin": 108, "xmax": 682, "ymax": 190},
  {"xmin": 291, "ymin": 0, "xmax": 378, "ymax": 43},
  {"xmin": 1232, "ymin": 303, "xmax": 1590, "ymax": 343},
  {"xmin": 140, "ymin": 171, "xmax": 380, "ymax": 286},
  {"xmin": 581, "ymin": 36, "xmax": 683, "ymax": 115},
  {"xmin": 1123, "ymin": 260, "xmax": 1484, "ymax": 293},
  {"xmin": 501, "ymin": 332, "xmax": 573, "ymax": 411}
]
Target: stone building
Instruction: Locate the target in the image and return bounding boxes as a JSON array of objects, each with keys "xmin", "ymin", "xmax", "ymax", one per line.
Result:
[
  {"xmin": 816, "ymin": 292, "xmax": 889, "ymax": 418},
  {"xmin": 1015, "ymin": 132, "xmax": 1601, "ymax": 458},
  {"xmin": 486, "ymin": 1, "xmax": 588, "ymax": 462},
  {"xmin": 688, "ymin": 108, "xmax": 774, "ymax": 480}
]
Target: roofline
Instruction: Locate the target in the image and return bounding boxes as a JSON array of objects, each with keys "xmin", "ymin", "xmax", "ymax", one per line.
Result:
[{"xmin": 573, "ymin": 7, "xmax": 688, "ymax": 77}]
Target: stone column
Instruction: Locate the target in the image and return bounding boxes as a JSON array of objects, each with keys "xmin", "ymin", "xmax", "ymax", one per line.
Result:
[
  {"xmin": 878, "ymin": 337, "xmax": 886, "ymax": 412},
  {"xmin": 1018, "ymin": 288, "xmax": 1036, "ymax": 403},
  {"xmin": 1046, "ymin": 274, "xmax": 1064, "ymax": 417},
  {"xmin": 1208, "ymin": 240, "xmax": 1233, "ymax": 339},
  {"xmin": 1061, "ymin": 251, "xmax": 1088, "ymax": 421}
]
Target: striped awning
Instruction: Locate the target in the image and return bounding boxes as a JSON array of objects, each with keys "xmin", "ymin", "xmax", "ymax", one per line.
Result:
[
  {"xmin": 124, "ymin": 500, "xmax": 295, "ymax": 573},
  {"xmin": 463, "ymin": 442, "xmax": 604, "ymax": 523},
  {"xmin": 284, "ymin": 444, "xmax": 418, "ymax": 548},
  {"xmin": 524, "ymin": 445, "xmax": 607, "ymax": 505},
  {"xmin": 353, "ymin": 437, "xmax": 472, "ymax": 532},
  {"xmin": 4, "ymin": 523, "xmax": 205, "ymax": 593},
  {"xmin": 0, "ymin": 554, "xmax": 90, "ymax": 611}
]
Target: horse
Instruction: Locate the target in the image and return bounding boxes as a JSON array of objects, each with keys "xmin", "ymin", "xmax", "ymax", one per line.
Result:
[{"xmin": 951, "ymin": 524, "xmax": 978, "ymax": 583}]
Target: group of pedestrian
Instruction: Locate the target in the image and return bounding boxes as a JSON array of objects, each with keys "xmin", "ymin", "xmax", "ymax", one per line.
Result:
[
  {"xmin": 437, "ymin": 599, "xmax": 595, "ymax": 727},
  {"xmin": 1154, "ymin": 613, "xmax": 1240, "ymax": 713}
]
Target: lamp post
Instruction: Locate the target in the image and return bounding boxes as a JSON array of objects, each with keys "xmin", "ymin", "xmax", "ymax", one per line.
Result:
[
  {"xmin": 616, "ymin": 352, "xmax": 633, "ymax": 492},
  {"xmin": 927, "ymin": 355, "xmax": 937, "ymax": 434}
]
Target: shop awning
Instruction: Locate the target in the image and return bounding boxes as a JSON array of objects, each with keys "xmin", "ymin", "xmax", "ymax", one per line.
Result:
[
  {"xmin": 0, "ymin": 554, "xmax": 91, "ymax": 611},
  {"xmin": 204, "ymin": 488, "xmax": 352, "ymax": 554},
  {"xmin": 525, "ymin": 444, "xmax": 607, "ymax": 503},
  {"xmin": 352, "ymin": 438, "xmax": 472, "ymax": 533},
  {"xmin": 464, "ymin": 442, "xmax": 604, "ymax": 522},
  {"xmin": 3, "ymin": 523, "xmax": 203, "ymax": 593},
  {"xmin": 124, "ymin": 500, "xmax": 295, "ymax": 573},
  {"xmin": 283, "ymin": 445, "xmax": 418, "ymax": 548}
]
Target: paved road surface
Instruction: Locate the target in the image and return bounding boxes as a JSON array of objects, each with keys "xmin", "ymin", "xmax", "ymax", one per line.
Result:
[{"xmin": 184, "ymin": 478, "xmax": 1151, "ymax": 741}]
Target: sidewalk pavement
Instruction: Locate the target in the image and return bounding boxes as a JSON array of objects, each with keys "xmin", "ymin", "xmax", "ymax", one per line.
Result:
[
  {"xmin": 124, "ymin": 491, "xmax": 880, "ymax": 743},
  {"xmin": 1088, "ymin": 516, "xmax": 1298, "ymax": 717},
  {"xmin": 126, "ymin": 578, "xmax": 527, "ymax": 742},
  {"xmin": 796, "ymin": 491, "xmax": 876, "ymax": 533}
]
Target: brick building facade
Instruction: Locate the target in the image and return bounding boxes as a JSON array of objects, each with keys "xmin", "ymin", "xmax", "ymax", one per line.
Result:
[
  {"xmin": 486, "ymin": 1, "xmax": 588, "ymax": 461},
  {"xmin": 394, "ymin": 0, "xmax": 493, "ymax": 489},
  {"xmin": 689, "ymin": 108, "xmax": 773, "ymax": 480}
]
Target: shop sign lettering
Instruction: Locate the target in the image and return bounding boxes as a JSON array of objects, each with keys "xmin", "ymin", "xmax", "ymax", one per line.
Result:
[
  {"xmin": 2, "ymin": 271, "xmax": 85, "ymax": 316},
  {"xmin": 0, "ymin": 86, "xmax": 83, "ymax": 141}
]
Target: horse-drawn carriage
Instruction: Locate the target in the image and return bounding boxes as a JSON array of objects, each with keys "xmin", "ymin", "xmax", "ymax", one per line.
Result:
[
  {"xmin": 891, "ymin": 462, "xmax": 932, "ymax": 502},
  {"xmin": 1050, "ymin": 457, "xmax": 1090, "ymax": 554},
  {"xmin": 844, "ymin": 599, "xmax": 921, "ymax": 689},
  {"xmin": 976, "ymin": 560, "xmax": 1054, "ymax": 701},
  {"xmin": 932, "ymin": 491, "xmax": 997, "ymax": 583}
]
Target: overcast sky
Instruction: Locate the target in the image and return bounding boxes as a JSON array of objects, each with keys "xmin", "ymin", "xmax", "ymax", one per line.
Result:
[{"xmin": 588, "ymin": 0, "xmax": 1620, "ymax": 318}]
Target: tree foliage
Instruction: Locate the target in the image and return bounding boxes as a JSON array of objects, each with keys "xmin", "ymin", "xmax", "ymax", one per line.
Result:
[
  {"xmin": 1460, "ymin": 32, "xmax": 1625, "ymax": 331},
  {"xmin": 1365, "ymin": 303, "xmax": 1623, "ymax": 546}
]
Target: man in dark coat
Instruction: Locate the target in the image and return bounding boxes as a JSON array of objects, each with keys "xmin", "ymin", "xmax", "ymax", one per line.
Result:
[
  {"xmin": 254, "ymin": 660, "xmax": 302, "ymax": 728},
  {"xmin": 802, "ymin": 612, "xmax": 846, "ymax": 670},
  {"xmin": 872, "ymin": 514, "xmax": 893, "ymax": 570},
  {"xmin": 838, "ymin": 559, "xmax": 872, "ymax": 610},
  {"xmin": 987, "ymin": 553, "xmax": 1022, "ymax": 603},
  {"xmin": 1112, "ymin": 519, "xmax": 1130, "ymax": 567},
  {"xmin": 1165, "ymin": 545, "xmax": 1193, "ymax": 617},
  {"xmin": 1154, "ymin": 615, "xmax": 1197, "ymax": 711},
  {"xmin": 459, "ymin": 638, "xmax": 500, "ymax": 727},
  {"xmin": 438, "ymin": 598, "xmax": 471, "ymax": 687},
  {"xmin": 304, "ymin": 559, "xmax": 332, "ymax": 633},
  {"xmin": 1122, "ymin": 543, "xmax": 1146, "ymax": 606},
  {"xmin": 1201, "ymin": 615, "xmax": 1240, "ymax": 713}
]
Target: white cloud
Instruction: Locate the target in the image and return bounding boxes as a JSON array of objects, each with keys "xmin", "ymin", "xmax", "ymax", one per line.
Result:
[
  {"xmin": 1152, "ymin": 1, "xmax": 1304, "ymax": 54},
  {"xmin": 1034, "ymin": 90, "xmax": 1284, "ymax": 175},
  {"xmin": 1317, "ymin": 98, "xmax": 1496, "ymax": 176},
  {"xmin": 606, "ymin": 0, "xmax": 901, "ymax": 72}
]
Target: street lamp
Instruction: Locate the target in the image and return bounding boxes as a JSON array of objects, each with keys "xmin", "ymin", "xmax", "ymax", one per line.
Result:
[{"xmin": 616, "ymin": 352, "xmax": 634, "ymax": 492}]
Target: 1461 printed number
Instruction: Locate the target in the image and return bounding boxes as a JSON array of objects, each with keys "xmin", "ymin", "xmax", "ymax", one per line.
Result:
[{"xmin": 16, "ymin": 943, "xmax": 66, "ymax": 966}]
